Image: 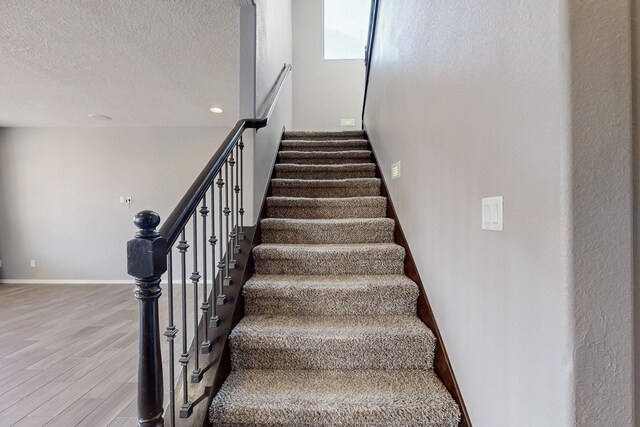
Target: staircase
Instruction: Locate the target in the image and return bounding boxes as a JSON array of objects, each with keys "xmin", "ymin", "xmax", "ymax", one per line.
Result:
[{"xmin": 209, "ymin": 130, "xmax": 461, "ymax": 426}]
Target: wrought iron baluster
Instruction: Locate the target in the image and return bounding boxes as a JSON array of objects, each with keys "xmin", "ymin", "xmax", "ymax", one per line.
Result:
[
  {"xmin": 164, "ymin": 250, "xmax": 177, "ymax": 427},
  {"xmin": 238, "ymin": 137, "xmax": 245, "ymax": 241},
  {"xmin": 228, "ymin": 152, "xmax": 237, "ymax": 267},
  {"xmin": 189, "ymin": 214, "xmax": 202, "ymax": 383},
  {"xmin": 200, "ymin": 195, "xmax": 213, "ymax": 352},
  {"xmin": 210, "ymin": 183, "xmax": 221, "ymax": 326},
  {"xmin": 217, "ymin": 171, "xmax": 228, "ymax": 303},
  {"xmin": 177, "ymin": 230, "xmax": 193, "ymax": 417},
  {"xmin": 234, "ymin": 142, "xmax": 241, "ymax": 253},
  {"xmin": 223, "ymin": 160, "xmax": 232, "ymax": 285}
]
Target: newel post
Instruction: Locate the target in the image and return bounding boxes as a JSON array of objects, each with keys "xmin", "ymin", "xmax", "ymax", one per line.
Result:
[{"xmin": 127, "ymin": 210, "xmax": 168, "ymax": 427}]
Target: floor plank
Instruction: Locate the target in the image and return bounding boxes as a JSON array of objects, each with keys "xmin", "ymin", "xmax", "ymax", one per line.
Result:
[{"xmin": 0, "ymin": 282, "xmax": 197, "ymax": 426}]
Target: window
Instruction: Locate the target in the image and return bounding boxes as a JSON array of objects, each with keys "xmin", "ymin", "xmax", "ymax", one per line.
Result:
[{"xmin": 323, "ymin": 0, "xmax": 371, "ymax": 60}]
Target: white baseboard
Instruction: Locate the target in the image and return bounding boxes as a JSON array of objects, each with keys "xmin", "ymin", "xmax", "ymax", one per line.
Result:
[
  {"xmin": 0, "ymin": 279, "xmax": 218, "ymax": 285},
  {"xmin": 0, "ymin": 279, "xmax": 131, "ymax": 285}
]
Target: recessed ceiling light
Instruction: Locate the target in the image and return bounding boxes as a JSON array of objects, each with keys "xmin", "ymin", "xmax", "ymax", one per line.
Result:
[
  {"xmin": 89, "ymin": 114, "xmax": 112, "ymax": 121},
  {"xmin": 210, "ymin": 107, "xmax": 224, "ymax": 114}
]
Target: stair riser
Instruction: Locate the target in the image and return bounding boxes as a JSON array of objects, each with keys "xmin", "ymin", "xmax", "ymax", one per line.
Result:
[
  {"xmin": 271, "ymin": 186, "xmax": 380, "ymax": 198},
  {"xmin": 277, "ymin": 156, "xmax": 372, "ymax": 165},
  {"xmin": 280, "ymin": 141, "xmax": 369, "ymax": 152},
  {"xmin": 254, "ymin": 257, "xmax": 404, "ymax": 275},
  {"xmin": 274, "ymin": 169, "xmax": 376, "ymax": 179},
  {"xmin": 266, "ymin": 199, "xmax": 387, "ymax": 219},
  {"xmin": 283, "ymin": 131, "xmax": 365, "ymax": 140},
  {"xmin": 244, "ymin": 293, "xmax": 417, "ymax": 316},
  {"xmin": 231, "ymin": 342, "xmax": 434, "ymax": 370},
  {"xmin": 261, "ymin": 225, "xmax": 393, "ymax": 244}
]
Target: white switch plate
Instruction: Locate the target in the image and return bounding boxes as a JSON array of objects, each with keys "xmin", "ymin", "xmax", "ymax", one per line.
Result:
[
  {"xmin": 482, "ymin": 196, "xmax": 503, "ymax": 231},
  {"xmin": 340, "ymin": 118, "xmax": 355, "ymax": 127},
  {"xmin": 391, "ymin": 161, "xmax": 401, "ymax": 180},
  {"xmin": 119, "ymin": 196, "xmax": 125, "ymax": 204},
  {"xmin": 30, "ymin": 259, "xmax": 36, "ymax": 268}
]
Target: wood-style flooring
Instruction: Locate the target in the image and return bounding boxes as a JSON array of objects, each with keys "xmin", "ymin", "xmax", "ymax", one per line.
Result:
[{"xmin": 0, "ymin": 283, "xmax": 195, "ymax": 427}]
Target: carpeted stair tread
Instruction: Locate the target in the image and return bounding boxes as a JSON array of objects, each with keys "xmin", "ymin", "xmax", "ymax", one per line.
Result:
[
  {"xmin": 283, "ymin": 130, "xmax": 366, "ymax": 140},
  {"xmin": 274, "ymin": 163, "xmax": 377, "ymax": 179},
  {"xmin": 209, "ymin": 369, "xmax": 461, "ymax": 427},
  {"xmin": 278, "ymin": 150, "xmax": 372, "ymax": 164},
  {"xmin": 244, "ymin": 274, "xmax": 418, "ymax": 316},
  {"xmin": 230, "ymin": 315, "xmax": 435, "ymax": 370},
  {"xmin": 280, "ymin": 139, "xmax": 369, "ymax": 152},
  {"xmin": 260, "ymin": 218, "xmax": 395, "ymax": 244},
  {"xmin": 271, "ymin": 178, "xmax": 381, "ymax": 198},
  {"xmin": 266, "ymin": 196, "xmax": 387, "ymax": 219},
  {"xmin": 253, "ymin": 243, "xmax": 405, "ymax": 275}
]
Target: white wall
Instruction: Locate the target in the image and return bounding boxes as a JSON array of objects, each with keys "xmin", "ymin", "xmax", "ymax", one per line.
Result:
[
  {"xmin": 0, "ymin": 126, "xmax": 233, "ymax": 281},
  {"xmin": 364, "ymin": 0, "xmax": 633, "ymax": 426},
  {"xmin": 291, "ymin": 0, "xmax": 365, "ymax": 131},
  {"xmin": 252, "ymin": 0, "xmax": 293, "ymax": 220}
]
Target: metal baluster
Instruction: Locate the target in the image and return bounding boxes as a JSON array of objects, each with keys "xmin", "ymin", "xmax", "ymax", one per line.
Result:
[
  {"xmin": 164, "ymin": 250, "xmax": 177, "ymax": 427},
  {"xmin": 209, "ymin": 182, "xmax": 220, "ymax": 326},
  {"xmin": 228, "ymin": 152, "xmax": 237, "ymax": 268},
  {"xmin": 217, "ymin": 171, "xmax": 228, "ymax": 303},
  {"xmin": 200, "ymin": 195, "xmax": 213, "ymax": 351},
  {"xmin": 189, "ymin": 214, "xmax": 203, "ymax": 383},
  {"xmin": 176, "ymin": 230, "xmax": 193, "ymax": 417},
  {"xmin": 234, "ymin": 142, "xmax": 241, "ymax": 253},
  {"xmin": 223, "ymin": 160, "xmax": 232, "ymax": 285},
  {"xmin": 238, "ymin": 137, "xmax": 245, "ymax": 241}
]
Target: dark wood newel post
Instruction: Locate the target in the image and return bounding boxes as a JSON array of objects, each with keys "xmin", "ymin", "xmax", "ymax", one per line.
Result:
[{"xmin": 127, "ymin": 210, "xmax": 168, "ymax": 427}]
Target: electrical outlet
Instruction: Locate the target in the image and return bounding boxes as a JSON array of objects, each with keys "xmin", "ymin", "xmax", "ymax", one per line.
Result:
[
  {"xmin": 340, "ymin": 118, "xmax": 355, "ymax": 127},
  {"xmin": 125, "ymin": 197, "xmax": 132, "ymax": 208},
  {"xmin": 30, "ymin": 259, "xmax": 36, "ymax": 268}
]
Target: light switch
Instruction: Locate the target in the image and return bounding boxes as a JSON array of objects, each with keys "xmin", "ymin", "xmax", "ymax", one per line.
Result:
[{"xmin": 482, "ymin": 196, "xmax": 503, "ymax": 231}]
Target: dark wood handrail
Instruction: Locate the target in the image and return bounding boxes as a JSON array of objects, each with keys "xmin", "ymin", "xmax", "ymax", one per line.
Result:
[
  {"xmin": 160, "ymin": 63, "xmax": 292, "ymax": 248},
  {"xmin": 361, "ymin": 0, "xmax": 379, "ymax": 128}
]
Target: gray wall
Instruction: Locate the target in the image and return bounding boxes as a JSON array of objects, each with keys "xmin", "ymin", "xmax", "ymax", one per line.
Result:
[
  {"xmin": 252, "ymin": 0, "xmax": 293, "ymax": 220},
  {"xmin": 291, "ymin": 0, "xmax": 365, "ymax": 131},
  {"xmin": 0, "ymin": 126, "xmax": 233, "ymax": 281},
  {"xmin": 364, "ymin": 0, "xmax": 633, "ymax": 425}
]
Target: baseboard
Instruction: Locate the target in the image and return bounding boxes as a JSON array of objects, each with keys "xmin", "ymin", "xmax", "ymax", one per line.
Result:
[
  {"xmin": 0, "ymin": 279, "xmax": 218, "ymax": 285},
  {"xmin": 0, "ymin": 279, "xmax": 131, "ymax": 285}
]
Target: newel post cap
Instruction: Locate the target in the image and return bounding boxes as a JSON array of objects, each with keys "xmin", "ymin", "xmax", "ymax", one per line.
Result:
[{"xmin": 127, "ymin": 211, "xmax": 167, "ymax": 278}]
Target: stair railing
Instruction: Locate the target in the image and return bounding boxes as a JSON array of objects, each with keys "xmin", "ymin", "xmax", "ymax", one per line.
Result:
[{"xmin": 127, "ymin": 63, "xmax": 292, "ymax": 427}]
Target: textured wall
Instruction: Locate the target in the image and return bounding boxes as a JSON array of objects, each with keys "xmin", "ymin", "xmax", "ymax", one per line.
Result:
[
  {"xmin": 291, "ymin": 0, "xmax": 365, "ymax": 131},
  {"xmin": 364, "ymin": 1, "xmax": 634, "ymax": 425},
  {"xmin": 568, "ymin": 0, "xmax": 634, "ymax": 425},
  {"xmin": 0, "ymin": 126, "xmax": 232, "ymax": 281},
  {"xmin": 252, "ymin": 0, "xmax": 293, "ymax": 220}
]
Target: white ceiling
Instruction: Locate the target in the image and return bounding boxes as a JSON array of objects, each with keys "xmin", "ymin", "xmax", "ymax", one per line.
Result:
[{"xmin": 0, "ymin": 0, "xmax": 241, "ymax": 127}]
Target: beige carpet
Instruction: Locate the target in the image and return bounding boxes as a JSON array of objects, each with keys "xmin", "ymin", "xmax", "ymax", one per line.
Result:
[{"xmin": 210, "ymin": 130, "xmax": 460, "ymax": 426}]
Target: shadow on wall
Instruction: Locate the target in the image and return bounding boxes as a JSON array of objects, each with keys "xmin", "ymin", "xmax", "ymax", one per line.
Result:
[{"xmin": 0, "ymin": 128, "xmax": 7, "ymax": 281}]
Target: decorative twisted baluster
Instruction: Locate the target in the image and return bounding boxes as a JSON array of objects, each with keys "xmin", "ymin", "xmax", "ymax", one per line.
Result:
[
  {"xmin": 200, "ymin": 196, "xmax": 213, "ymax": 351},
  {"xmin": 238, "ymin": 137, "xmax": 245, "ymax": 241},
  {"xmin": 209, "ymin": 183, "xmax": 221, "ymax": 326},
  {"xmin": 164, "ymin": 250, "xmax": 177, "ymax": 427},
  {"xmin": 127, "ymin": 210, "xmax": 167, "ymax": 427},
  {"xmin": 189, "ymin": 213, "xmax": 203, "ymax": 383},
  {"xmin": 217, "ymin": 171, "xmax": 228, "ymax": 303},
  {"xmin": 228, "ymin": 152, "xmax": 237, "ymax": 268},
  {"xmin": 176, "ymin": 230, "xmax": 193, "ymax": 417},
  {"xmin": 223, "ymin": 161, "xmax": 232, "ymax": 285}
]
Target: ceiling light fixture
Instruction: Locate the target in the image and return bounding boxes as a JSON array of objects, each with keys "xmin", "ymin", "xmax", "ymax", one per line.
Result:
[
  {"xmin": 88, "ymin": 114, "xmax": 112, "ymax": 121},
  {"xmin": 210, "ymin": 107, "xmax": 224, "ymax": 114}
]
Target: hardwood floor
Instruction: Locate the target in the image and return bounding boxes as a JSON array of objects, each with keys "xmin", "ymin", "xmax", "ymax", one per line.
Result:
[{"xmin": 0, "ymin": 283, "xmax": 195, "ymax": 427}]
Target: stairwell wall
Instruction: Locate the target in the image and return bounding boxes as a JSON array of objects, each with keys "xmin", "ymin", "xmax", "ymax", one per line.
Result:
[
  {"xmin": 364, "ymin": 0, "xmax": 633, "ymax": 425},
  {"xmin": 251, "ymin": 0, "xmax": 293, "ymax": 222}
]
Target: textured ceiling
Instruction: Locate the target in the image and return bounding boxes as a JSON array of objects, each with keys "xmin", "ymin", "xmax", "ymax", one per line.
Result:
[{"xmin": 0, "ymin": 0, "xmax": 241, "ymax": 127}]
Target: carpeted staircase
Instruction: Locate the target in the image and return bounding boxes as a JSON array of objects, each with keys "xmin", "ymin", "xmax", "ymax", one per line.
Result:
[{"xmin": 210, "ymin": 130, "xmax": 461, "ymax": 426}]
